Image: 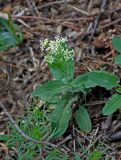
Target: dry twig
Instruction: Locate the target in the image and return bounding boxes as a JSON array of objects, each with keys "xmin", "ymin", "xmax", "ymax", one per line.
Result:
[
  {"xmin": 89, "ymin": 0, "xmax": 109, "ymax": 41},
  {"xmin": 68, "ymin": 5, "xmax": 89, "ymax": 16},
  {"xmin": 38, "ymin": 0, "xmax": 67, "ymax": 10}
]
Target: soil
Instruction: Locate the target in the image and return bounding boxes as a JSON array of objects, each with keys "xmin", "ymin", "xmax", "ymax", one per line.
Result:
[{"xmin": 1, "ymin": 0, "xmax": 121, "ymax": 159}]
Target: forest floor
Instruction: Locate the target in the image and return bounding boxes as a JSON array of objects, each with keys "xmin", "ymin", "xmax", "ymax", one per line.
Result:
[{"xmin": 1, "ymin": 0, "xmax": 121, "ymax": 159}]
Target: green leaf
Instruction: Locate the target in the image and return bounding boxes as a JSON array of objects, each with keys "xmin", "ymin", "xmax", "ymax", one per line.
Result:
[
  {"xmin": 49, "ymin": 58, "xmax": 74, "ymax": 84},
  {"xmin": 32, "ymin": 80, "xmax": 69, "ymax": 102},
  {"xmin": 89, "ymin": 150, "xmax": 104, "ymax": 160},
  {"xmin": 0, "ymin": 134, "xmax": 11, "ymax": 141},
  {"xmin": 75, "ymin": 106, "xmax": 92, "ymax": 133},
  {"xmin": 71, "ymin": 74, "xmax": 96, "ymax": 92},
  {"xmin": 71, "ymin": 71, "xmax": 119, "ymax": 92},
  {"xmin": 51, "ymin": 95, "xmax": 78, "ymax": 138},
  {"xmin": 0, "ymin": 16, "xmax": 23, "ymax": 51},
  {"xmin": 45, "ymin": 149, "xmax": 68, "ymax": 160},
  {"xmin": 103, "ymin": 94, "xmax": 121, "ymax": 115},
  {"xmin": 115, "ymin": 54, "xmax": 121, "ymax": 64},
  {"xmin": 112, "ymin": 37, "xmax": 121, "ymax": 53},
  {"xmin": 86, "ymin": 71, "xmax": 119, "ymax": 90},
  {"xmin": 116, "ymin": 87, "xmax": 121, "ymax": 93}
]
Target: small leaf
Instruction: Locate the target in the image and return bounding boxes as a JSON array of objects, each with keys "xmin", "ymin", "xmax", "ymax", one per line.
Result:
[
  {"xmin": 115, "ymin": 54, "xmax": 121, "ymax": 64},
  {"xmin": 116, "ymin": 87, "xmax": 121, "ymax": 93},
  {"xmin": 103, "ymin": 94, "xmax": 121, "ymax": 115},
  {"xmin": 32, "ymin": 80, "xmax": 69, "ymax": 102},
  {"xmin": 75, "ymin": 106, "xmax": 92, "ymax": 133},
  {"xmin": 112, "ymin": 37, "xmax": 121, "ymax": 53},
  {"xmin": 51, "ymin": 95, "xmax": 78, "ymax": 138},
  {"xmin": 89, "ymin": 150, "xmax": 104, "ymax": 160}
]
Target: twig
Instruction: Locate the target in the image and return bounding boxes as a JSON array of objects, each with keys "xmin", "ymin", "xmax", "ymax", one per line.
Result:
[
  {"xmin": 88, "ymin": 0, "xmax": 93, "ymax": 13},
  {"xmin": 26, "ymin": 0, "xmax": 40, "ymax": 16},
  {"xmin": 29, "ymin": 47, "xmax": 38, "ymax": 68},
  {"xmin": 87, "ymin": 134, "xmax": 102, "ymax": 150},
  {"xmin": 87, "ymin": 127, "xmax": 100, "ymax": 150},
  {"xmin": 89, "ymin": 15, "xmax": 100, "ymax": 41},
  {"xmin": 17, "ymin": 19, "xmax": 30, "ymax": 28},
  {"xmin": 0, "ymin": 61, "xmax": 28, "ymax": 69},
  {"xmin": 38, "ymin": 0, "xmax": 67, "ymax": 10},
  {"xmin": 68, "ymin": 5, "xmax": 89, "ymax": 16},
  {"xmin": 12, "ymin": 15, "xmax": 92, "ymax": 22},
  {"xmin": 0, "ymin": 102, "xmax": 57, "ymax": 148},
  {"xmin": 101, "ymin": 18, "xmax": 121, "ymax": 29},
  {"xmin": 56, "ymin": 135, "xmax": 72, "ymax": 147},
  {"xmin": 89, "ymin": 0, "xmax": 109, "ymax": 41},
  {"xmin": 84, "ymin": 100, "xmax": 107, "ymax": 106}
]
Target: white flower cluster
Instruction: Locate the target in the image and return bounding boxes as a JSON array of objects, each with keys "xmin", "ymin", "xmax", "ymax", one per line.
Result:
[{"xmin": 40, "ymin": 37, "xmax": 74, "ymax": 65}]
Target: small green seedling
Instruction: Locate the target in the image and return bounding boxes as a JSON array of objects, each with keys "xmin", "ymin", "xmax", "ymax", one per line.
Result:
[
  {"xmin": 32, "ymin": 37, "xmax": 119, "ymax": 138},
  {"xmin": 0, "ymin": 14, "xmax": 23, "ymax": 51}
]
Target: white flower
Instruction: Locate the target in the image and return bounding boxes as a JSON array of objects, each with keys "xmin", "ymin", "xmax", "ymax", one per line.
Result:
[
  {"xmin": 40, "ymin": 38, "xmax": 49, "ymax": 50},
  {"xmin": 40, "ymin": 37, "xmax": 74, "ymax": 65}
]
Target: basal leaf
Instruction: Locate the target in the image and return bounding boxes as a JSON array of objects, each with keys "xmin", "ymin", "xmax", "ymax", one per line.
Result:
[
  {"xmin": 112, "ymin": 37, "xmax": 121, "ymax": 53},
  {"xmin": 32, "ymin": 80, "xmax": 69, "ymax": 102},
  {"xmin": 75, "ymin": 106, "xmax": 92, "ymax": 133},
  {"xmin": 103, "ymin": 94, "xmax": 121, "ymax": 115},
  {"xmin": 51, "ymin": 95, "xmax": 77, "ymax": 138},
  {"xmin": 115, "ymin": 54, "xmax": 121, "ymax": 64}
]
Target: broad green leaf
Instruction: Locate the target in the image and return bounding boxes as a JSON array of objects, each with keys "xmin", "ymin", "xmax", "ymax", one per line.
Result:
[
  {"xmin": 71, "ymin": 71, "xmax": 119, "ymax": 93},
  {"xmin": 115, "ymin": 54, "xmax": 121, "ymax": 64},
  {"xmin": 49, "ymin": 59, "xmax": 74, "ymax": 84},
  {"xmin": 75, "ymin": 106, "xmax": 92, "ymax": 132},
  {"xmin": 71, "ymin": 74, "xmax": 96, "ymax": 92},
  {"xmin": 86, "ymin": 71, "xmax": 119, "ymax": 90},
  {"xmin": 32, "ymin": 80, "xmax": 69, "ymax": 102},
  {"xmin": 51, "ymin": 95, "xmax": 77, "ymax": 138},
  {"xmin": 112, "ymin": 37, "xmax": 121, "ymax": 53},
  {"xmin": 103, "ymin": 94, "xmax": 121, "ymax": 115}
]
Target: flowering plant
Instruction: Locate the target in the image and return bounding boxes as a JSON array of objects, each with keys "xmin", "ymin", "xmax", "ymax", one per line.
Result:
[
  {"xmin": 41, "ymin": 37, "xmax": 74, "ymax": 84},
  {"xmin": 32, "ymin": 37, "xmax": 119, "ymax": 138}
]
